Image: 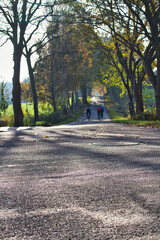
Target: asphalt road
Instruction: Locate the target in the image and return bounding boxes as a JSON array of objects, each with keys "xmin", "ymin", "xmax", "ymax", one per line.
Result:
[{"xmin": 0, "ymin": 97, "xmax": 160, "ymax": 240}]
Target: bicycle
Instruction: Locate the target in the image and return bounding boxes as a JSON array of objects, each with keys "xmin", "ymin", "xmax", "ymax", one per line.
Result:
[{"xmin": 87, "ymin": 112, "xmax": 91, "ymax": 120}]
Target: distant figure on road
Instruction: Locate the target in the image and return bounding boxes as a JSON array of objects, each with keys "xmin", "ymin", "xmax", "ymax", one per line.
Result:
[
  {"xmin": 86, "ymin": 107, "xmax": 91, "ymax": 120},
  {"xmin": 97, "ymin": 107, "xmax": 101, "ymax": 119},
  {"xmin": 100, "ymin": 106, "xmax": 104, "ymax": 119}
]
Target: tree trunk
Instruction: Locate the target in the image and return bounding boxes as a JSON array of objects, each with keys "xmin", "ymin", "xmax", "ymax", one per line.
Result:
[
  {"xmin": 26, "ymin": 49, "xmax": 39, "ymax": 123},
  {"xmin": 71, "ymin": 92, "xmax": 74, "ymax": 112},
  {"xmin": 50, "ymin": 54, "xmax": 57, "ymax": 112},
  {"xmin": 126, "ymin": 86, "xmax": 135, "ymax": 117},
  {"xmin": 75, "ymin": 91, "xmax": 79, "ymax": 108},
  {"xmin": 144, "ymin": 47, "xmax": 160, "ymax": 119},
  {"xmin": 128, "ymin": 97, "xmax": 135, "ymax": 117},
  {"xmin": 12, "ymin": 51, "xmax": 23, "ymax": 126},
  {"xmin": 155, "ymin": 49, "xmax": 160, "ymax": 120},
  {"xmin": 67, "ymin": 95, "xmax": 70, "ymax": 108},
  {"xmin": 135, "ymin": 79, "xmax": 144, "ymax": 115},
  {"xmin": 81, "ymin": 85, "xmax": 87, "ymax": 104}
]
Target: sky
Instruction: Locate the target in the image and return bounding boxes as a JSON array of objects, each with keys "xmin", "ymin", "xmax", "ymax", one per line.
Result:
[{"xmin": 0, "ymin": 42, "xmax": 29, "ymax": 83}]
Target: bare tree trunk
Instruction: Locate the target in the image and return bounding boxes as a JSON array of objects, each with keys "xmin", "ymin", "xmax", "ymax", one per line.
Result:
[
  {"xmin": 127, "ymin": 89, "xmax": 135, "ymax": 117},
  {"xmin": 71, "ymin": 92, "xmax": 74, "ymax": 112},
  {"xmin": 50, "ymin": 54, "xmax": 57, "ymax": 112},
  {"xmin": 26, "ymin": 48, "xmax": 39, "ymax": 123},
  {"xmin": 81, "ymin": 85, "xmax": 87, "ymax": 104},
  {"xmin": 75, "ymin": 91, "xmax": 79, "ymax": 108},
  {"xmin": 67, "ymin": 96, "xmax": 70, "ymax": 108},
  {"xmin": 155, "ymin": 49, "xmax": 160, "ymax": 119},
  {"xmin": 12, "ymin": 51, "xmax": 23, "ymax": 126},
  {"xmin": 135, "ymin": 79, "xmax": 144, "ymax": 115},
  {"xmin": 144, "ymin": 48, "xmax": 160, "ymax": 119},
  {"xmin": 124, "ymin": 79, "xmax": 135, "ymax": 117}
]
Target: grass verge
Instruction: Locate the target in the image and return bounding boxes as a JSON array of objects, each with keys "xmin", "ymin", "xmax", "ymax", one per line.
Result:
[
  {"xmin": 105, "ymin": 97, "xmax": 160, "ymax": 128},
  {"xmin": 0, "ymin": 102, "xmax": 86, "ymax": 127}
]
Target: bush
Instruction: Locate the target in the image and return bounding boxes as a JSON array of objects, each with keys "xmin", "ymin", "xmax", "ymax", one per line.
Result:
[
  {"xmin": 133, "ymin": 109, "xmax": 156, "ymax": 121},
  {"xmin": 0, "ymin": 120, "xmax": 6, "ymax": 126},
  {"xmin": 37, "ymin": 111, "xmax": 66, "ymax": 126},
  {"xmin": 0, "ymin": 111, "xmax": 34, "ymax": 127},
  {"xmin": 0, "ymin": 115, "xmax": 14, "ymax": 126},
  {"xmin": 36, "ymin": 121, "xmax": 48, "ymax": 126},
  {"xmin": 23, "ymin": 113, "xmax": 34, "ymax": 126}
]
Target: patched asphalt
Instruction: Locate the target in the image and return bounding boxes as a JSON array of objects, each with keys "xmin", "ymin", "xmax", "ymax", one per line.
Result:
[{"xmin": 0, "ymin": 97, "xmax": 160, "ymax": 239}]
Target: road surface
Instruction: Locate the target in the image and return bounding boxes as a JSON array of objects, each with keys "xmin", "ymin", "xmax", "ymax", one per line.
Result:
[{"xmin": 0, "ymin": 97, "xmax": 160, "ymax": 239}]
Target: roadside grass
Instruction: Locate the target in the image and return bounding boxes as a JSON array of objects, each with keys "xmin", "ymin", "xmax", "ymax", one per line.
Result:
[
  {"xmin": 36, "ymin": 105, "xmax": 85, "ymax": 126},
  {"xmin": 53, "ymin": 107, "xmax": 85, "ymax": 125},
  {"xmin": 105, "ymin": 97, "xmax": 160, "ymax": 128},
  {"xmin": 4, "ymin": 102, "xmax": 34, "ymax": 115},
  {"xmin": 0, "ymin": 98, "xmax": 86, "ymax": 127},
  {"xmin": 114, "ymin": 118, "xmax": 160, "ymax": 128}
]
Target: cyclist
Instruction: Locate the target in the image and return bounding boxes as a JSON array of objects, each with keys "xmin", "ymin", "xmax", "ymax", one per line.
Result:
[
  {"xmin": 100, "ymin": 106, "xmax": 104, "ymax": 119},
  {"xmin": 86, "ymin": 107, "xmax": 91, "ymax": 120},
  {"xmin": 97, "ymin": 106, "xmax": 101, "ymax": 119}
]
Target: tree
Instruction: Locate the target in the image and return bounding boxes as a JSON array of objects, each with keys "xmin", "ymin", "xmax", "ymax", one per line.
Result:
[
  {"xmin": 114, "ymin": 39, "xmax": 146, "ymax": 116},
  {"xmin": 91, "ymin": 0, "xmax": 160, "ymax": 119},
  {"xmin": 34, "ymin": 19, "xmax": 97, "ymax": 111},
  {"xmin": 23, "ymin": 6, "xmax": 64, "ymax": 123},
  {"xmin": 100, "ymin": 39, "xmax": 136, "ymax": 116},
  {"xmin": 0, "ymin": 0, "xmax": 55, "ymax": 126},
  {"xmin": 79, "ymin": 0, "xmax": 160, "ymax": 118},
  {"xmin": 122, "ymin": 0, "xmax": 160, "ymax": 118},
  {"xmin": 84, "ymin": 25, "xmax": 145, "ymax": 116},
  {"xmin": 24, "ymin": 44, "xmax": 39, "ymax": 123},
  {"xmin": 21, "ymin": 80, "xmax": 32, "ymax": 103},
  {"xmin": 0, "ymin": 81, "xmax": 9, "ymax": 114}
]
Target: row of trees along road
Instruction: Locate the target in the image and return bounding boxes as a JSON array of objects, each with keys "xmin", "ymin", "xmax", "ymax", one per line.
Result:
[
  {"xmin": 0, "ymin": 0, "xmax": 99, "ymax": 126},
  {"xmin": 80, "ymin": 0, "xmax": 160, "ymax": 118},
  {"xmin": 21, "ymin": 17, "xmax": 98, "ymax": 123},
  {"xmin": 33, "ymin": 22, "xmax": 96, "ymax": 114},
  {"xmin": 0, "ymin": 0, "xmax": 160, "ymax": 126}
]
